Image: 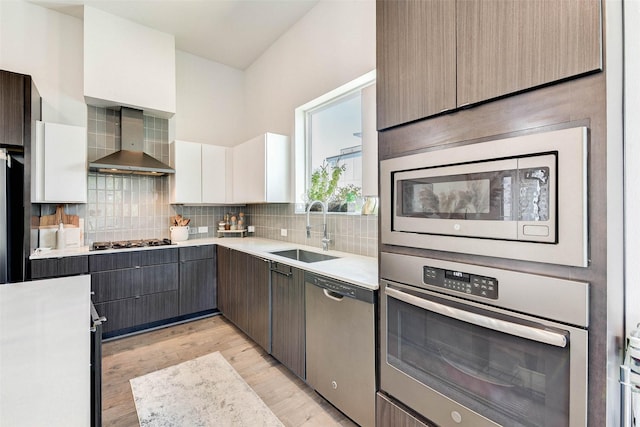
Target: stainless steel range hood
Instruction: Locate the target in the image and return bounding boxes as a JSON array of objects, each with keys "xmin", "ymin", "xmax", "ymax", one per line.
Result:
[{"xmin": 88, "ymin": 107, "xmax": 174, "ymax": 175}]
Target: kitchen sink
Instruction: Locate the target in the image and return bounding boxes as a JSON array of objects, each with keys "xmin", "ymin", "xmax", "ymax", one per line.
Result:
[{"xmin": 269, "ymin": 249, "xmax": 339, "ymax": 263}]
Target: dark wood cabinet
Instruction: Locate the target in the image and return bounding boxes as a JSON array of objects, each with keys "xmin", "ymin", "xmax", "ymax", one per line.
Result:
[
  {"xmin": 270, "ymin": 262, "xmax": 305, "ymax": 379},
  {"xmin": 246, "ymin": 254, "xmax": 270, "ymax": 351},
  {"xmin": 456, "ymin": 0, "xmax": 602, "ymax": 106},
  {"xmin": 376, "ymin": 0, "xmax": 602, "ymax": 129},
  {"xmin": 178, "ymin": 245, "xmax": 216, "ymax": 315},
  {"xmin": 376, "ymin": 0, "xmax": 456, "ymax": 130},
  {"xmin": 217, "ymin": 245, "xmax": 231, "ymax": 315},
  {"xmin": 1, "ymin": 70, "xmax": 26, "ymax": 147},
  {"xmin": 216, "ymin": 247, "xmax": 269, "ymax": 351},
  {"xmin": 31, "ymin": 256, "xmax": 88, "ymax": 279},
  {"xmin": 90, "ymin": 248, "xmax": 179, "ymax": 334}
]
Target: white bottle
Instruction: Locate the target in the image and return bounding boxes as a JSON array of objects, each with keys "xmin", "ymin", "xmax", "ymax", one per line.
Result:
[{"xmin": 56, "ymin": 223, "xmax": 65, "ymax": 250}]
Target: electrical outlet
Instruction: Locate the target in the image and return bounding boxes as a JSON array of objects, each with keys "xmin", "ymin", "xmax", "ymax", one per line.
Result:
[
  {"xmin": 188, "ymin": 228, "xmax": 197, "ymax": 235},
  {"xmin": 198, "ymin": 226, "xmax": 208, "ymax": 234},
  {"xmin": 280, "ymin": 228, "xmax": 288, "ymax": 237}
]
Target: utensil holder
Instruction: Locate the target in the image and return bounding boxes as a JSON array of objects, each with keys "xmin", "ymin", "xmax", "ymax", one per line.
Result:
[{"xmin": 170, "ymin": 226, "xmax": 189, "ymax": 242}]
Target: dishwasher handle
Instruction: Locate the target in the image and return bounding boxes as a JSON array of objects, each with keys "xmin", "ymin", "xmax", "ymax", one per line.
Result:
[{"xmin": 323, "ymin": 289, "xmax": 344, "ymax": 301}]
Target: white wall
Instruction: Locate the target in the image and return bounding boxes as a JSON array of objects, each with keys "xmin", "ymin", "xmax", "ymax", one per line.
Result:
[
  {"xmin": 243, "ymin": 0, "xmax": 376, "ymax": 143},
  {"xmin": 173, "ymin": 50, "xmax": 245, "ymax": 146},
  {"xmin": 1, "ymin": 0, "xmax": 375, "ymax": 147},
  {"xmin": 0, "ymin": 0, "xmax": 85, "ymax": 126}
]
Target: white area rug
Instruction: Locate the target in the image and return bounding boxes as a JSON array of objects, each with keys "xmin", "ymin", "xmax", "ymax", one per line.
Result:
[{"xmin": 130, "ymin": 351, "xmax": 284, "ymax": 427}]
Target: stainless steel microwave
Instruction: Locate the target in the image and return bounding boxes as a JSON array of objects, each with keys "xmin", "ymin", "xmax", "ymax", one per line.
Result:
[{"xmin": 380, "ymin": 127, "xmax": 588, "ymax": 267}]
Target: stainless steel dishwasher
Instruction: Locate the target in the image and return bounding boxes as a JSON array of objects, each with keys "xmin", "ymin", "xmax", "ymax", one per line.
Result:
[{"xmin": 305, "ymin": 272, "xmax": 376, "ymax": 427}]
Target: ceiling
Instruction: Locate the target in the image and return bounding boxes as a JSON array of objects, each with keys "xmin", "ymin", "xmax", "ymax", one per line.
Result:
[{"xmin": 31, "ymin": 0, "xmax": 320, "ymax": 70}]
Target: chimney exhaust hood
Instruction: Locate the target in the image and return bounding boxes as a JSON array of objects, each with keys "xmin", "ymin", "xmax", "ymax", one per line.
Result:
[{"xmin": 88, "ymin": 107, "xmax": 174, "ymax": 176}]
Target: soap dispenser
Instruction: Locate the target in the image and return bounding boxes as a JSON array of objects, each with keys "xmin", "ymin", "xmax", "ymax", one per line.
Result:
[{"xmin": 56, "ymin": 223, "xmax": 65, "ymax": 249}]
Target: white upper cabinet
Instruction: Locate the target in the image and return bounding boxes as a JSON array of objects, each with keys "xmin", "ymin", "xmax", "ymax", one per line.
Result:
[
  {"xmin": 83, "ymin": 7, "xmax": 176, "ymax": 118},
  {"xmin": 201, "ymin": 144, "xmax": 231, "ymax": 204},
  {"xmin": 232, "ymin": 133, "xmax": 291, "ymax": 204},
  {"xmin": 32, "ymin": 121, "xmax": 87, "ymax": 203},
  {"xmin": 170, "ymin": 140, "xmax": 201, "ymax": 204},
  {"xmin": 170, "ymin": 140, "xmax": 230, "ymax": 204}
]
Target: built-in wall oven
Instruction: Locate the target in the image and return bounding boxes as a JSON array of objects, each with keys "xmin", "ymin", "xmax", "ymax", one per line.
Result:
[
  {"xmin": 379, "ymin": 252, "xmax": 589, "ymax": 427},
  {"xmin": 380, "ymin": 126, "xmax": 588, "ymax": 267}
]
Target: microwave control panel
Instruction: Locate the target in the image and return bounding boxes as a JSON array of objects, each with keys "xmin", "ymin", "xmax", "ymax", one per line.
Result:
[{"xmin": 423, "ymin": 266, "xmax": 498, "ymax": 299}]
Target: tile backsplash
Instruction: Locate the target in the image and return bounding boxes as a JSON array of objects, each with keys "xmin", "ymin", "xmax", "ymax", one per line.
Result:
[{"xmin": 38, "ymin": 106, "xmax": 377, "ymax": 257}]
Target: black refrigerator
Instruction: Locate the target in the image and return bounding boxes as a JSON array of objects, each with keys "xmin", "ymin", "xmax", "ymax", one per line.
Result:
[
  {"xmin": 0, "ymin": 69, "xmax": 41, "ymax": 284},
  {"xmin": 0, "ymin": 149, "xmax": 25, "ymax": 284}
]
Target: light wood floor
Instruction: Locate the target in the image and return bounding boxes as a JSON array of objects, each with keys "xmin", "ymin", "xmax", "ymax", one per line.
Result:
[{"xmin": 102, "ymin": 314, "xmax": 358, "ymax": 427}]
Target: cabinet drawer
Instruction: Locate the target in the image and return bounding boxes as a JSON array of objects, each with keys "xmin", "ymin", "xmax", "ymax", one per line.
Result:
[
  {"xmin": 96, "ymin": 291, "xmax": 179, "ymax": 334},
  {"xmin": 31, "ymin": 256, "xmax": 89, "ymax": 279},
  {"xmin": 31, "ymin": 259, "xmax": 59, "ymax": 279},
  {"xmin": 95, "ymin": 299, "xmax": 137, "ymax": 333},
  {"xmin": 59, "ymin": 256, "xmax": 89, "ymax": 276},
  {"xmin": 138, "ymin": 248, "xmax": 178, "ymax": 266},
  {"xmin": 179, "ymin": 245, "xmax": 215, "ymax": 262},
  {"xmin": 138, "ymin": 291, "xmax": 179, "ymax": 325},
  {"xmin": 89, "ymin": 252, "xmax": 138, "ymax": 271},
  {"xmin": 89, "ymin": 248, "xmax": 179, "ymax": 272},
  {"xmin": 91, "ymin": 268, "xmax": 140, "ymax": 303},
  {"xmin": 141, "ymin": 263, "xmax": 179, "ymax": 294}
]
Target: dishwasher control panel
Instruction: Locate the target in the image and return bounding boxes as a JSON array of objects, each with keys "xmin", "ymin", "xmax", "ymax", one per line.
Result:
[
  {"xmin": 305, "ymin": 272, "xmax": 375, "ymax": 303},
  {"xmin": 311, "ymin": 276, "xmax": 357, "ymax": 298}
]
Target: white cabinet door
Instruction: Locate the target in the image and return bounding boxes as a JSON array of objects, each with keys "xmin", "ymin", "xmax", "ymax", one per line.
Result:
[
  {"xmin": 361, "ymin": 84, "xmax": 378, "ymax": 197},
  {"xmin": 232, "ymin": 133, "xmax": 290, "ymax": 203},
  {"xmin": 170, "ymin": 140, "xmax": 202, "ymax": 204},
  {"xmin": 201, "ymin": 144, "xmax": 228, "ymax": 204},
  {"xmin": 32, "ymin": 121, "xmax": 87, "ymax": 203}
]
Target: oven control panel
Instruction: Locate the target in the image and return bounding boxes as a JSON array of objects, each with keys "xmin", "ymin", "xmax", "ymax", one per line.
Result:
[{"xmin": 423, "ymin": 266, "xmax": 498, "ymax": 299}]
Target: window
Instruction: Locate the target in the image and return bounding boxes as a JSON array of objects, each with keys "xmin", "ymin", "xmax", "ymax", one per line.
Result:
[{"xmin": 294, "ymin": 71, "xmax": 376, "ymax": 214}]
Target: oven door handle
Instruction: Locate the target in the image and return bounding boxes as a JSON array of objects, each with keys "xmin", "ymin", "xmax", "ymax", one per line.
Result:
[{"xmin": 386, "ymin": 286, "xmax": 568, "ymax": 348}]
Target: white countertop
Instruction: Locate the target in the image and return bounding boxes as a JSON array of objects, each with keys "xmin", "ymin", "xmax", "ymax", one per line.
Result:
[
  {"xmin": 30, "ymin": 237, "xmax": 379, "ymax": 290},
  {"xmin": 0, "ymin": 275, "xmax": 91, "ymax": 426}
]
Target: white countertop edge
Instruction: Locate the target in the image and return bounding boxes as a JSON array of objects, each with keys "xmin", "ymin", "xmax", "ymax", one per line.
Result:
[{"xmin": 29, "ymin": 237, "xmax": 379, "ymax": 291}]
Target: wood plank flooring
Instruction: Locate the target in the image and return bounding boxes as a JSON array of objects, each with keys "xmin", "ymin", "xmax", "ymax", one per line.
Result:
[{"xmin": 102, "ymin": 314, "xmax": 357, "ymax": 427}]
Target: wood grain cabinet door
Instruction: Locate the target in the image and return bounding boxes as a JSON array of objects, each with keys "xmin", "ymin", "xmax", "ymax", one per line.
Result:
[
  {"xmin": 217, "ymin": 246, "xmax": 231, "ymax": 315},
  {"xmin": 246, "ymin": 255, "xmax": 270, "ymax": 352},
  {"xmin": 271, "ymin": 265, "xmax": 305, "ymax": 379},
  {"xmin": 179, "ymin": 257, "xmax": 216, "ymax": 315},
  {"xmin": 376, "ymin": 0, "xmax": 456, "ymax": 130},
  {"xmin": 0, "ymin": 70, "xmax": 25, "ymax": 147},
  {"xmin": 457, "ymin": 0, "xmax": 602, "ymax": 106}
]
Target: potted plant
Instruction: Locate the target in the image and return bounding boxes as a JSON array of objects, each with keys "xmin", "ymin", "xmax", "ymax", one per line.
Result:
[
  {"xmin": 306, "ymin": 160, "xmax": 346, "ymax": 210},
  {"xmin": 335, "ymin": 184, "xmax": 362, "ymax": 212}
]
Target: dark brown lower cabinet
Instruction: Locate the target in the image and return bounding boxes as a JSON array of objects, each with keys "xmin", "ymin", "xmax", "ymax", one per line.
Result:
[
  {"xmin": 217, "ymin": 246, "xmax": 231, "ymax": 315},
  {"xmin": 246, "ymin": 254, "xmax": 270, "ymax": 351},
  {"xmin": 270, "ymin": 262, "xmax": 305, "ymax": 379},
  {"xmin": 376, "ymin": 393, "xmax": 434, "ymax": 427},
  {"xmin": 31, "ymin": 256, "xmax": 88, "ymax": 279},
  {"xmin": 178, "ymin": 245, "xmax": 216, "ymax": 315},
  {"xmin": 216, "ymin": 247, "xmax": 269, "ymax": 352},
  {"xmin": 90, "ymin": 248, "xmax": 179, "ymax": 334}
]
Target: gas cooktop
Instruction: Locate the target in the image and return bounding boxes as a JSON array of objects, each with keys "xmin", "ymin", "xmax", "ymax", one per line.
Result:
[{"xmin": 91, "ymin": 238, "xmax": 174, "ymax": 251}]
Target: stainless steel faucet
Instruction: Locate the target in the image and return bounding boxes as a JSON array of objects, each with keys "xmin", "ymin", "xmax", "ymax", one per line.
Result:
[{"xmin": 306, "ymin": 200, "xmax": 330, "ymax": 251}]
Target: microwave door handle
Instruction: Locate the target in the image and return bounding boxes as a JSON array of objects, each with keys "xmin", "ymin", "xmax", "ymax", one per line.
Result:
[{"xmin": 385, "ymin": 286, "xmax": 568, "ymax": 348}]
